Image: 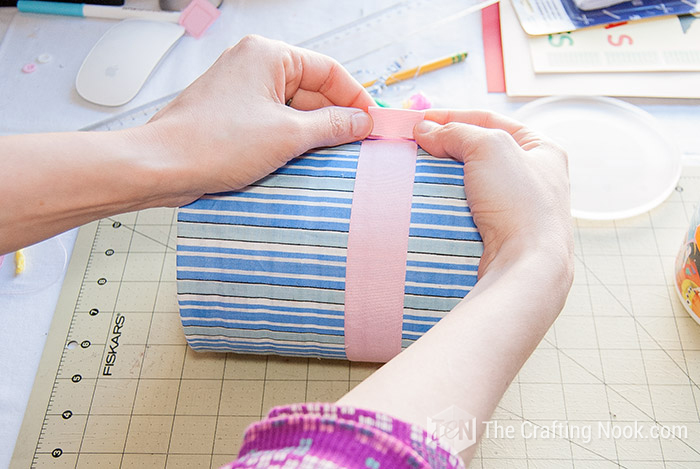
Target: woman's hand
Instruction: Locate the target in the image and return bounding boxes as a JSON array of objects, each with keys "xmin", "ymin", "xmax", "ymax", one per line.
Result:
[
  {"xmin": 414, "ymin": 109, "xmax": 573, "ymax": 278},
  {"xmin": 142, "ymin": 35, "xmax": 375, "ymax": 204}
]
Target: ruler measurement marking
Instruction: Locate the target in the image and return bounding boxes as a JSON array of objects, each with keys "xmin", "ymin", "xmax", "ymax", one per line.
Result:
[
  {"xmin": 58, "ymin": 313, "xmax": 80, "ymax": 380},
  {"xmin": 32, "ymin": 219, "xmax": 114, "ymax": 465},
  {"xmin": 45, "ymin": 387, "xmax": 58, "ymax": 417}
]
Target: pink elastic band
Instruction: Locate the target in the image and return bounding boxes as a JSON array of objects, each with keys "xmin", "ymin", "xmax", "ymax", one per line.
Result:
[
  {"xmin": 368, "ymin": 107, "xmax": 426, "ymax": 140},
  {"xmin": 344, "ymin": 108, "xmax": 425, "ymax": 363}
]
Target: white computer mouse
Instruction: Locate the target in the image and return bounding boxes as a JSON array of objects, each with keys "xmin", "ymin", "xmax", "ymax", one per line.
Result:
[{"xmin": 76, "ymin": 19, "xmax": 185, "ymax": 107}]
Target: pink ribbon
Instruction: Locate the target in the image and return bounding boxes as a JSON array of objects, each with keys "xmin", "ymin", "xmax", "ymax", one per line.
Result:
[{"xmin": 344, "ymin": 107, "xmax": 425, "ymax": 362}]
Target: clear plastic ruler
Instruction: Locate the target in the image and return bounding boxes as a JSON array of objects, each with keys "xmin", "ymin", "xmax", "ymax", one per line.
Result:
[
  {"xmin": 81, "ymin": 92, "xmax": 179, "ymax": 132},
  {"xmin": 296, "ymin": 0, "xmax": 499, "ymax": 68}
]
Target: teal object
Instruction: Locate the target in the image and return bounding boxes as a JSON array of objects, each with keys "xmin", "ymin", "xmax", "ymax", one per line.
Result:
[
  {"xmin": 17, "ymin": 0, "xmax": 84, "ymax": 16},
  {"xmin": 373, "ymin": 98, "xmax": 390, "ymax": 108}
]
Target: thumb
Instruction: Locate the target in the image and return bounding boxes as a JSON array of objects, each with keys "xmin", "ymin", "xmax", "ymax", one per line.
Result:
[
  {"xmin": 293, "ymin": 106, "xmax": 373, "ymax": 150},
  {"xmin": 414, "ymin": 120, "xmax": 492, "ymax": 163}
]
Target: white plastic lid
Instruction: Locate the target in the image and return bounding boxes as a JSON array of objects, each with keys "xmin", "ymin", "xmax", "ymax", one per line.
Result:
[{"xmin": 515, "ymin": 96, "xmax": 682, "ymax": 220}]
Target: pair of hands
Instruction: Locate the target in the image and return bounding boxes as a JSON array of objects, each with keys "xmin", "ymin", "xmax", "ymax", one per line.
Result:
[{"xmin": 147, "ymin": 35, "xmax": 572, "ymax": 275}]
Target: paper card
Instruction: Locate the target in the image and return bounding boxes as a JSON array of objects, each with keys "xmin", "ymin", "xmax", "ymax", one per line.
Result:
[
  {"xmin": 529, "ymin": 14, "xmax": 700, "ymax": 73},
  {"xmin": 499, "ymin": 0, "xmax": 700, "ymax": 98},
  {"xmin": 510, "ymin": 0, "xmax": 699, "ymax": 36}
]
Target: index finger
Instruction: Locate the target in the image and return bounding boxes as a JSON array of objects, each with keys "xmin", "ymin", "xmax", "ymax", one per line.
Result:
[
  {"xmin": 424, "ymin": 109, "xmax": 543, "ymax": 149},
  {"xmin": 285, "ymin": 46, "xmax": 375, "ymax": 111}
]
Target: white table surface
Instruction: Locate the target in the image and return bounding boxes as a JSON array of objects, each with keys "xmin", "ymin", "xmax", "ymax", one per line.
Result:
[{"xmin": 1, "ymin": 1, "xmax": 699, "ymax": 467}]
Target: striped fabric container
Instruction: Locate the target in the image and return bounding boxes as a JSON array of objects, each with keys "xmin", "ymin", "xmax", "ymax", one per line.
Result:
[{"xmin": 177, "ymin": 141, "xmax": 483, "ymax": 360}]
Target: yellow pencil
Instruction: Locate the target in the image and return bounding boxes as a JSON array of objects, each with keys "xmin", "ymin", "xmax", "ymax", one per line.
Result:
[
  {"xmin": 15, "ymin": 249, "xmax": 25, "ymax": 275},
  {"xmin": 363, "ymin": 51, "xmax": 468, "ymax": 88}
]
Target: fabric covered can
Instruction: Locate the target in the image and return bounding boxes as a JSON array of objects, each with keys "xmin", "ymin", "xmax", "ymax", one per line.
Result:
[{"xmin": 176, "ymin": 108, "xmax": 483, "ymax": 362}]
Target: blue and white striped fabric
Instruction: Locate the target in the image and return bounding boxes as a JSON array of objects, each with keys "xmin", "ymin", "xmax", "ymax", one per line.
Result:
[{"xmin": 177, "ymin": 141, "xmax": 483, "ymax": 360}]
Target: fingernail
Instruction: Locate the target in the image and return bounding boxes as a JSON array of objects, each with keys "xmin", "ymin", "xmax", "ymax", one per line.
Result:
[
  {"xmin": 351, "ymin": 111, "xmax": 372, "ymax": 138},
  {"xmin": 414, "ymin": 120, "xmax": 440, "ymax": 136}
]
